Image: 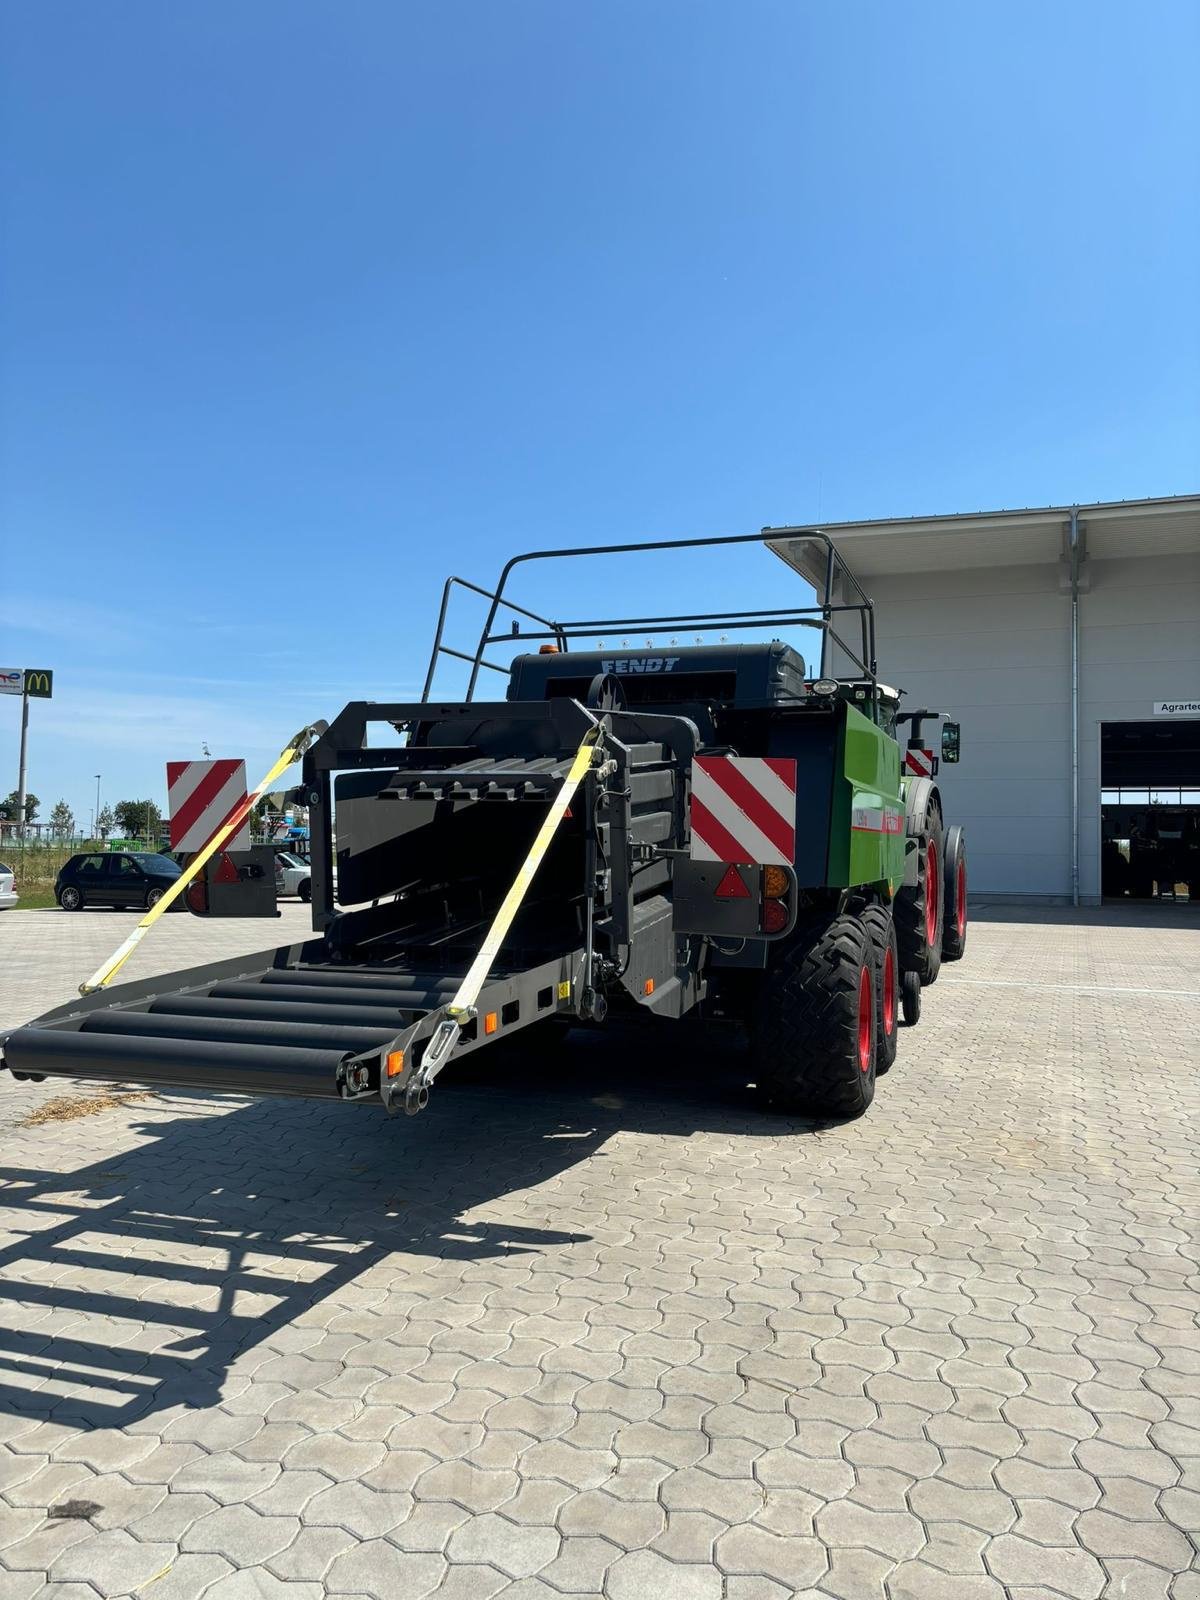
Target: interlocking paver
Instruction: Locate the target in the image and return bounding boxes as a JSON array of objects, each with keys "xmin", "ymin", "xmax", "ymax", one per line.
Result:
[
  {"xmin": 444, "ymin": 1513, "xmax": 559, "ymax": 1577},
  {"xmin": 607, "ymin": 1548, "xmax": 723, "ymax": 1600},
  {"xmin": 1, "ymin": 905, "xmax": 1197, "ymax": 1598},
  {"xmin": 985, "ymin": 1532, "xmax": 1106, "ymax": 1597},
  {"xmin": 47, "ymin": 1529, "xmax": 177, "ymax": 1596},
  {"xmin": 323, "ymin": 1540, "xmax": 444, "ymax": 1598},
  {"xmin": 1075, "ymin": 1507, "xmax": 1194, "ymax": 1570},
  {"xmin": 536, "ymin": 1534, "xmax": 621, "ymax": 1593}
]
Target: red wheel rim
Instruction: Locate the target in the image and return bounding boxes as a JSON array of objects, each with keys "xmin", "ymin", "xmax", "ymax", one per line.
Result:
[
  {"xmin": 956, "ymin": 858, "xmax": 966, "ymax": 936},
  {"xmin": 857, "ymin": 966, "xmax": 873, "ymax": 1073},
  {"xmin": 882, "ymin": 945, "xmax": 896, "ymax": 1037},
  {"xmin": 925, "ymin": 841, "xmax": 939, "ymax": 948}
]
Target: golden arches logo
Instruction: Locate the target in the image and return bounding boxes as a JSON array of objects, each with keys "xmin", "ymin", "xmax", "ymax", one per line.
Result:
[{"xmin": 23, "ymin": 670, "xmax": 52, "ymax": 698}]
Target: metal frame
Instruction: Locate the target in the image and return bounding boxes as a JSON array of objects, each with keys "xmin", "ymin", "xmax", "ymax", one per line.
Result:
[{"xmin": 421, "ymin": 529, "xmax": 878, "ymax": 703}]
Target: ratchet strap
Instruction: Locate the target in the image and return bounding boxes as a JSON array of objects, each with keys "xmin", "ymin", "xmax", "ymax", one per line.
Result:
[
  {"xmin": 79, "ymin": 721, "xmax": 328, "ymax": 996},
  {"xmin": 403, "ymin": 725, "xmax": 602, "ymax": 1099}
]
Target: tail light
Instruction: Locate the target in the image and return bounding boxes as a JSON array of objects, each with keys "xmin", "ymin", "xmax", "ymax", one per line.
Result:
[
  {"xmin": 762, "ymin": 865, "xmax": 789, "ymax": 899},
  {"xmin": 760, "ymin": 863, "xmax": 793, "ymax": 937}
]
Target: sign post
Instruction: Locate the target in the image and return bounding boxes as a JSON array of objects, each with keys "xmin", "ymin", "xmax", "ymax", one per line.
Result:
[{"xmin": 2, "ymin": 669, "xmax": 53, "ymax": 832}]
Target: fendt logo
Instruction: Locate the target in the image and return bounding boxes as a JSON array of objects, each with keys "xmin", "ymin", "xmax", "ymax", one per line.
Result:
[{"xmin": 601, "ymin": 657, "xmax": 680, "ymax": 675}]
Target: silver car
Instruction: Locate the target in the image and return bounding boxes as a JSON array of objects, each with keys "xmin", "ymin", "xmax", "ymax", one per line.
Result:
[
  {"xmin": 0, "ymin": 863, "xmax": 18, "ymax": 910},
  {"xmin": 275, "ymin": 850, "xmax": 311, "ymax": 902}
]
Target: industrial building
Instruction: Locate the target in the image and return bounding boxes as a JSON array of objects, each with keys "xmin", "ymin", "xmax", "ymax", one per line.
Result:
[{"xmin": 771, "ymin": 494, "xmax": 1200, "ymax": 905}]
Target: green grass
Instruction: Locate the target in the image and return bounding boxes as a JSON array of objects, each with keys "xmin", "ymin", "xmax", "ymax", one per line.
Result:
[{"xmin": 10, "ymin": 888, "xmax": 57, "ymax": 909}]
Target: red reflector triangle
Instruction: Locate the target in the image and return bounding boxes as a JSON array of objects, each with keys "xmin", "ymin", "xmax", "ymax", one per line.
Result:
[
  {"xmin": 715, "ymin": 864, "xmax": 751, "ymax": 899},
  {"xmin": 214, "ymin": 853, "xmax": 239, "ymax": 884}
]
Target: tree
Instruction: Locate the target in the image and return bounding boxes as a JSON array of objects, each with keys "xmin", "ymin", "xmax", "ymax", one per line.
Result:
[
  {"xmin": 49, "ymin": 799, "xmax": 75, "ymax": 837},
  {"xmin": 115, "ymin": 799, "xmax": 163, "ymax": 841},
  {"xmin": 0, "ymin": 790, "xmax": 39, "ymax": 822},
  {"xmin": 96, "ymin": 804, "xmax": 115, "ymax": 841}
]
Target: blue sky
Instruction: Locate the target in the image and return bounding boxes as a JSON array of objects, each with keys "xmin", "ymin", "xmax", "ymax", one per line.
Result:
[{"xmin": 2, "ymin": 2, "xmax": 1198, "ymax": 828}]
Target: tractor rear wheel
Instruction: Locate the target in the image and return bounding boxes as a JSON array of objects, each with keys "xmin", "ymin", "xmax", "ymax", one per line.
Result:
[
  {"xmin": 751, "ymin": 913, "xmax": 877, "ymax": 1119},
  {"xmin": 941, "ymin": 825, "xmax": 968, "ymax": 961},
  {"xmin": 861, "ymin": 903, "xmax": 899, "ymax": 1073},
  {"xmin": 896, "ymin": 790, "xmax": 944, "ymax": 985}
]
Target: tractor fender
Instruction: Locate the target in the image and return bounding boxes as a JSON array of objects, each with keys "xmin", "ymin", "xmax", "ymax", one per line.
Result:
[{"xmin": 901, "ymin": 778, "xmax": 942, "ymax": 887}]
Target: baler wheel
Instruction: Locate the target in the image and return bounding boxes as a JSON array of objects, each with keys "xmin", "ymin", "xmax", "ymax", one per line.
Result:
[
  {"xmin": 751, "ymin": 913, "xmax": 877, "ymax": 1120},
  {"xmin": 896, "ymin": 792, "xmax": 944, "ymax": 985},
  {"xmin": 861, "ymin": 903, "xmax": 899, "ymax": 1073}
]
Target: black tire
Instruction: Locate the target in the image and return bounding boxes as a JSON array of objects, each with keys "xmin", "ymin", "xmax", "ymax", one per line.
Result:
[
  {"xmin": 58, "ymin": 885, "xmax": 83, "ymax": 911},
  {"xmin": 941, "ymin": 825, "xmax": 967, "ymax": 961},
  {"xmin": 751, "ymin": 913, "xmax": 877, "ymax": 1119},
  {"xmin": 895, "ymin": 786, "xmax": 944, "ymax": 985},
  {"xmin": 145, "ymin": 886, "xmax": 166, "ymax": 910},
  {"xmin": 901, "ymin": 969, "xmax": 921, "ymax": 1026},
  {"xmin": 298, "ymin": 879, "xmax": 312, "ymax": 903},
  {"xmin": 861, "ymin": 903, "xmax": 899, "ymax": 1073}
]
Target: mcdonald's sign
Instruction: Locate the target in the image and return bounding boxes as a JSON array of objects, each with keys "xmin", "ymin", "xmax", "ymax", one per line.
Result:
[{"xmin": 23, "ymin": 669, "xmax": 53, "ymax": 699}]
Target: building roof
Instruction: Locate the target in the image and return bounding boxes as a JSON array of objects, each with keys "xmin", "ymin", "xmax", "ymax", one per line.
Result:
[{"xmin": 768, "ymin": 493, "xmax": 1200, "ymax": 583}]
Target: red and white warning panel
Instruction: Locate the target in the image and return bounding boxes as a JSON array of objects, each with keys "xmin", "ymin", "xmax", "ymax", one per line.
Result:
[
  {"xmin": 690, "ymin": 756, "xmax": 797, "ymax": 866},
  {"xmin": 167, "ymin": 759, "xmax": 251, "ymax": 853},
  {"xmin": 904, "ymin": 747, "xmax": 936, "ymax": 778}
]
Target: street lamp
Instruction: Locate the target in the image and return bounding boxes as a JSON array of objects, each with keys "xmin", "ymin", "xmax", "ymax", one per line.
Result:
[{"xmin": 94, "ymin": 774, "xmax": 101, "ymax": 839}]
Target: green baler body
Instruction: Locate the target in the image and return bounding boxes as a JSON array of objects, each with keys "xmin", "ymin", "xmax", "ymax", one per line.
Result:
[{"xmin": 825, "ymin": 702, "xmax": 906, "ymax": 893}]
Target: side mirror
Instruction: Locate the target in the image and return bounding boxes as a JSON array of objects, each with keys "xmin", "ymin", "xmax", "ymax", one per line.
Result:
[{"xmin": 941, "ymin": 721, "xmax": 961, "ymax": 764}]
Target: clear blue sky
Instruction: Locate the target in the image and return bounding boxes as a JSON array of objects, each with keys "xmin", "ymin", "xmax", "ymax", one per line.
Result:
[{"xmin": 2, "ymin": 2, "xmax": 1197, "ymax": 829}]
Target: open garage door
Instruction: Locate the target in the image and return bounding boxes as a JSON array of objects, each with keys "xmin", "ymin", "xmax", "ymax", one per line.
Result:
[{"xmin": 1101, "ymin": 721, "xmax": 1200, "ymax": 902}]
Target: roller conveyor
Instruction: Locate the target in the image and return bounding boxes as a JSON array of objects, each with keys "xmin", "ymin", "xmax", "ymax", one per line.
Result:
[{"xmin": 0, "ymin": 940, "xmax": 583, "ymax": 1111}]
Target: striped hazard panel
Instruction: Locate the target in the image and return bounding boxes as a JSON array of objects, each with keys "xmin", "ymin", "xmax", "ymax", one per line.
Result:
[
  {"xmin": 167, "ymin": 759, "xmax": 251, "ymax": 853},
  {"xmin": 904, "ymin": 747, "xmax": 936, "ymax": 777},
  {"xmin": 690, "ymin": 756, "xmax": 797, "ymax": 866}
]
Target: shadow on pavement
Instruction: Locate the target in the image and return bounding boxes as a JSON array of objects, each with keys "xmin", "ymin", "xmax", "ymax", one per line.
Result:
[{"xmin": 0, "ymin": 1023, "xmax": 813, "ymax": 1431}]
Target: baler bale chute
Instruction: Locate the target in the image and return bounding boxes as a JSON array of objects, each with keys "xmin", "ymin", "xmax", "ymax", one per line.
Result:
[{"xmin": 2, "ymin": 529, "xmax": 968, "ymax": 1121}]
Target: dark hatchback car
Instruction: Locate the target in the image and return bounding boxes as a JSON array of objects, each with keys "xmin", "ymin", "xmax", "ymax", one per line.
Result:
[{"xmin": 55, "ymin": 852, "xmax": 183, "ymax": 912}]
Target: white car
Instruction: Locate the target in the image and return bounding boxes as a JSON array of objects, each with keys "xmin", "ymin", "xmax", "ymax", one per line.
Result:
[
  {"xmin": 276, "ymin": 851, "xmax": 311, "ymax": 902},
  {"xmin": 0, "ymin": 863, "xmax": 17, "ymax": 910}
]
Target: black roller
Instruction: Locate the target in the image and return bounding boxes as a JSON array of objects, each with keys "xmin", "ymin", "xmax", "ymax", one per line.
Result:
[
  {"xmin": 2, "ymin": 1029, "xmax": 358, "ymax": 1098},
  {"xmin": 207, "ymin": 980, "xmax": 450, "ymax": 1010},
  {"xmin": 149, "ymin": 996, "xmax": 423, "ymax": 1030},
  {"xmin": 82, "ymin": 1010, "xmax": 396, "ymax": 1054},
  {"xmin": 264, "ymin": 968, "xmax": 459, "ymax": 994}
]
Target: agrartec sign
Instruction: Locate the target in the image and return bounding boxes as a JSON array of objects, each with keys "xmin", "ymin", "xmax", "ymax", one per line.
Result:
[
  {"xmin": 0, "ymin": 668, "xmax": 23, "ymax": 697},
  {"xmin": 1154, "ymin": 700, "xmax": 1200, "ymax": 716}
]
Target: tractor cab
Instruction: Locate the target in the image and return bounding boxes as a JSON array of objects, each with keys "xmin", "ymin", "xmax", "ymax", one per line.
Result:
[{"xmin": 829, "ymin": 680, "xmax": 903, "ymax": 738}]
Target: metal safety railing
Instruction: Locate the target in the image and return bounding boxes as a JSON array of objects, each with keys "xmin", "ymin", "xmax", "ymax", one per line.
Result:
[{"xmin": 420, "ymin": 529, "xmax": 878, "ymax": 704}]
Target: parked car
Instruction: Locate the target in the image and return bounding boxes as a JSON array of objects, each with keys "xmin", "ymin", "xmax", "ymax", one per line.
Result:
[
  {"xmin": 275, "ymin": 850, "xmax": 311, "ymax": 902},
  {"xmin": 0, "ymin": 863, "xmax": 17, "ymax": 910},
  {"xmin": 55, "ymin": 852, "xmax": 183, "ymax": 912}
]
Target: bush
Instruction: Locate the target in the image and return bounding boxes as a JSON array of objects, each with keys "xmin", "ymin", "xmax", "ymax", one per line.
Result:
[{"xmin": 0, "ymin": 838, "xmax": 105, "ymax": 894}]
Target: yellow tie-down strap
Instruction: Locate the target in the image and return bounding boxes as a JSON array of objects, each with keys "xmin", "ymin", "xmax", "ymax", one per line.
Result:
[
  {"xmin": 79, "ymin": 721, "xmax": 328, "ymax": 996},
  {"xmin": 396, "ymin": 726, "xmax": 603, "ymax": 1103},
  {"xmin": 447, "ymin": 728, "xmax": 600, "ymax": 1019}
]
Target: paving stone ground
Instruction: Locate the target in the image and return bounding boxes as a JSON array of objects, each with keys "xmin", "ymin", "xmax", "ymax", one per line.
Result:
[{"xmin": 0, "ymin": 902, "xmax": 1197, "ymax": 1599}]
